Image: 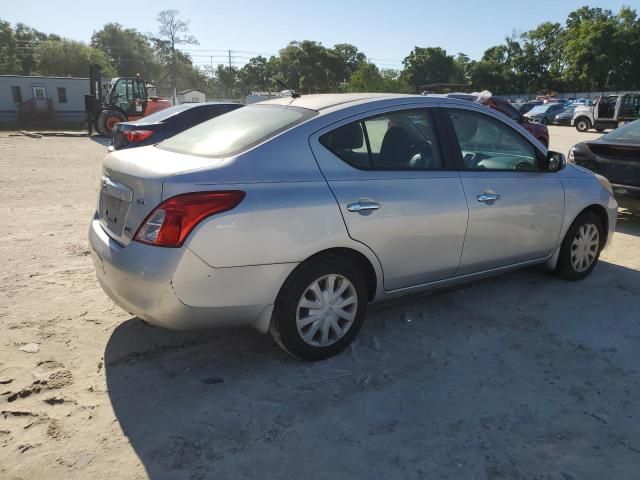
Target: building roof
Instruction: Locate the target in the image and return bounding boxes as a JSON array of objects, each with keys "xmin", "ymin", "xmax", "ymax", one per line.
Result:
[
  {"xmin": 178, "ymin": 89, "xmax": 204, "ymax": 95},
  {"xmin": 0, "ymin": 74, "xmax": 94, "ymax": 80}
]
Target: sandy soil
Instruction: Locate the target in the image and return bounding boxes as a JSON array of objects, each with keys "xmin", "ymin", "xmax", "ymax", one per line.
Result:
[{"xmin": 1, "ymin": 128, "xmax": 639, "ymax": 480}]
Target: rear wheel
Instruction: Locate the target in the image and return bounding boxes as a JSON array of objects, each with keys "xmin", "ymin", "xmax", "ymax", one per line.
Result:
[
  {"xmin": 270, "ymin": 254, "xmax": 368, "ymax": 361},
  {"xmin": 555, "ymin": 211, "xmax": 604, "ymax": 281},
  {"xmin": 97, "ymin": 110, "xmax": 126, "ymax": 137},
  {"xmin": 575, "ymin": 117, "xmax": 591, "ymax": 132}
]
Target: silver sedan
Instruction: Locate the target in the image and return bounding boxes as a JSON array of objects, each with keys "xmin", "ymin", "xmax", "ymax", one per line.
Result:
[{"xmin": 89, "ymin": 94, "xmax": 618, "ymax": 360}]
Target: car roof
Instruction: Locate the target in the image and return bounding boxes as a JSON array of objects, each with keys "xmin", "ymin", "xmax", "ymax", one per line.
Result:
[{"xmin": 260, "ymin": 93, "xmax": 427, "ymax": 112}]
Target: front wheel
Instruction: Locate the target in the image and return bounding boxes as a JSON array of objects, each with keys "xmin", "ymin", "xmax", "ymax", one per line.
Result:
[
  {"xmin": 575, "ymin": 117, "xmax": 591, "ymax": 132},
  {"xmin": 555, "ymin": 212, "xmax": 604, "ymax": 281},
  {"xmin": 270, "ymin": 254, "xmax": 368, "ymax": 361},
  {"xmin": 541, "ymin": 117, "xmax": 549, "ymax": 125},
  {"xmin": 97, "ymin": 109, "xmax": 126, "ymax": 137}
]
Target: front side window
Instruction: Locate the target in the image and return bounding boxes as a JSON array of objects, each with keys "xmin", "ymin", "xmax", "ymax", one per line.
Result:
[
  {"xmin": 447, "ymin": 108, "xmax": 539, "ymax": 171},
  {"xmin": 57, "ymin": 87, "xmax": 67, "ymax": 103},
  {"xmin": 320, "ymin": 109, "xmax": 443, "ymax": 170}
]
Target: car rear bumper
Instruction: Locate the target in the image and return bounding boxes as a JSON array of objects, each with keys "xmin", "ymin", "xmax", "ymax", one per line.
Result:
[{"xmin": 88, "ymin": 214, "xmax": 296, "ymax": 332}]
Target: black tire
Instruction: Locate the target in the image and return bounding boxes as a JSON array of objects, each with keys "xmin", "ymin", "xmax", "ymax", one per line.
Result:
[
  {"xmin": 555, "ymin": 211, "xmax": 604, "ymax": 281},
  {"xmin": 270, "ymin": 254, "xmax": 368, "ymax": 361},
  {"xmin": 97, "ymin": 109, "xmax": 126, "ymax": 137},
  {"xmin": 595, "ymin": 127, "xmax": 605, "ymax": 132},
  {"xmin": 575, "ymin": 117, "xmax": 591, "ymax": 132},
  {"xmin": 541, "ymin": 117, "xmax": 549, "ymax": 125}
]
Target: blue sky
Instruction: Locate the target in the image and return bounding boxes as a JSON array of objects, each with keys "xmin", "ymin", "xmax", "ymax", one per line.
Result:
[{"xmin": 2, "ymin": 0, "xmax": 633, "ymax": 70}]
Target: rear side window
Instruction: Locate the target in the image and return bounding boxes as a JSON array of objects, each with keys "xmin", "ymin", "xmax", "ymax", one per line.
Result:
[
  {"xmin": 159, "ymin": 105, "xmax": 316, "ymax": 157},
  {"xmin": 447, "ymin": 108, "xmax": 539, "ymax": 171},
  {"xmin": 320, "ymin": 109, "xmax": 443, "ymax": 170}
]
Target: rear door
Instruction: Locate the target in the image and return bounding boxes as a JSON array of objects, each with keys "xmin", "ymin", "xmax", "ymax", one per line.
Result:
[
  {"xmin": 310, "ymin": 107, "xmax": 469, "ymax": 291},
  {"xmin": 443, "ymin": 106, "xmax": 564, "ymax": 275}
]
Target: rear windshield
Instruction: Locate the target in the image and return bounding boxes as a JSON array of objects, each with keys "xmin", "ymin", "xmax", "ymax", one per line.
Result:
[
  {"xmin": 527, "ymin": 105, "xmax": 550, "ymax": 115},
  {"xmin": 140, "ymin": 104, "xmax": 199, "ymax": 123},
  {"xmin": 158, "ymin": 104, "xmax": 317, "ymax": 157}
]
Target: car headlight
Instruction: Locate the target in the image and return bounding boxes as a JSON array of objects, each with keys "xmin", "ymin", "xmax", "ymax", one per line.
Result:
[
  {"xmin": 595, "ymin": 174, "xmax": 613, "ymax": 195},
  {"xmin": 567, "ymin": 147, "xmax": 576, "ymax": 163}
]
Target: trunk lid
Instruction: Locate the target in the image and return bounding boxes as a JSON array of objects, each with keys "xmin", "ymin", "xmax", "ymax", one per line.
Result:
[{"xmin": 99, "ymin": 145, "xmax": 228, "ymax": 246}]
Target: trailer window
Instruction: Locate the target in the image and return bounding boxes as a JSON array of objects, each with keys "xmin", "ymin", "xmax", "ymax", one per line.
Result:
[
  {"xmin": 57, "ymin": 87, "xmax": 67, "ymax": 104},
  {"xmin": 11, "ymin": 86, "xmax": 22, "ymax": 103}
]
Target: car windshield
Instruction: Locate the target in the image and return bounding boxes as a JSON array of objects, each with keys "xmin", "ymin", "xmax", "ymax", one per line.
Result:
[
  {"xmin": 527, "ymin": 105, "xmax": 550, "ymax": 115},
  {"xmin": 602, "ymin": 119, "xmax": 640, "ymax": 143},
  {"xmin": 158, "ymin": 104, "xmax": 317, "ymax": 157}
]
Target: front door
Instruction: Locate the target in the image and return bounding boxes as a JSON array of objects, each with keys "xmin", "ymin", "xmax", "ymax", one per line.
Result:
[
  {"xmin": 311, "ymin": 107, "xmax": 469, "ymax": 291},
  {"xmin": 444, "ymin": 107, "xmax": 564, "ymax": 275},
  {"xmin": 595, "ymin": 96, "xmax": 618, "ymax": 122},
  {"xmin": 32, "ymin": 86, "xmax": 46, "ymax": 99}
]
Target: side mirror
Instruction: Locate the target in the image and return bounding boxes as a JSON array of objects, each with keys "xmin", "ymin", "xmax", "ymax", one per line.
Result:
[{"xmin": 546, "ymin": 151, "xmax": 566, "ymax": 172}]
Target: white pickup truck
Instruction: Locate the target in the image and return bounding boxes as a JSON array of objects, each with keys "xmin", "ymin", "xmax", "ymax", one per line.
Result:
[{"xmin": 572, "ymin": 93, "xmax": 640, "ymax": 132}]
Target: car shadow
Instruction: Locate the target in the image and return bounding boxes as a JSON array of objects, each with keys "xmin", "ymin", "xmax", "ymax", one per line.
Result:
[
  {"xmin": 616, "ymin": 196, "xmax": 640, "ymax": 237},
  {"xmin": 89, "ymin": 135, "xmax": 111, "ymax": 148},
  {"xmin": 105, "ymin": 260, "xmax": 640, "ymax": 479}
]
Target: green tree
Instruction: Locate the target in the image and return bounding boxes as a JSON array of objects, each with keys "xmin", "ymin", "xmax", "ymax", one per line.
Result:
[
  {"xmin": 14, "ymin": 23, "xmax": 51, "ymax": 75},
  {"xmin": 151, "ymin": 10, "xmax": 199, "ymax": 99},
  {"xmin": 33, "ymin": 39, "xmax": 115, "ymax": 77},
  {"xmin": 331, "ymin": 43, "xmax": 366, "ymax": 84},
  {"xmin": 401, "ymin": 47, "xmax": 457, "ymax": 92},
  {"xmin": 0, "ymin": 20, "xmax": 21, "ymax": 74},
  {"xmin": 91, "ymin": 23, "xmax": 161, "ymax": 80},
  {"xmin": 239, "ymin": 56, "xmax": 274, "ymax": 92},
  {"xmin": 346, "ymin": 61, "xmax": 382, "ymax": 92},
  {"xmin": 277, "ymin": 41, "xmax": 341, "ymax": 93}
]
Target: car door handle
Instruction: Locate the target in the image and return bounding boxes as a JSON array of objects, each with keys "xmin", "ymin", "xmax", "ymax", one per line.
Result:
[
  {"xmin": 347, "ymin": 201, "xmax": 381, "ymax": 212},
  {"xmin": 477, "ymin": 193, "xmax": 501, "ymax": 203}
]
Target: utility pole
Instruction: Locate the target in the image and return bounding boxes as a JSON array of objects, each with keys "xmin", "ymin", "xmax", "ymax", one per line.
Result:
[{"xmin": 228, "ymin": 50, "xmax": 233, "ymax": 99}]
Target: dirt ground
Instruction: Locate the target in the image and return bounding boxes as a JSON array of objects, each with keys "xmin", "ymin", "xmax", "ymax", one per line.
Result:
[{"xmin": 1, "ymin": 126, "xmax": 639, "ymax": 480}]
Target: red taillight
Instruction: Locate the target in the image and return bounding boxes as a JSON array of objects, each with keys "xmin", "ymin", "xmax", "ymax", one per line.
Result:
[
  {"xmin": 123, "ymin": 129, "xmax": 155, "ymax": 143},
  {"xmin": 134, "ymin": 191, "xmax": 245, "ymax": 247}
]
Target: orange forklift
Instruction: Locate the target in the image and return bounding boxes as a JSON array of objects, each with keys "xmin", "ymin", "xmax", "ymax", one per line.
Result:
[{"xmin": 85, "ymin": 64, "xmax": 172, "ymax": 136}]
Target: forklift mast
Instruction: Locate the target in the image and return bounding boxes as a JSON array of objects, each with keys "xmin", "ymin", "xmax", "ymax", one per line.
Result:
[{"xmin": 85, "ymin": 64, "xmax": 103, "ymax": 135}]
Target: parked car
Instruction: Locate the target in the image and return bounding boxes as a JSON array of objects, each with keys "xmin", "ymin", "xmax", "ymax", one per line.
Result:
[
  {"xmin": 524, "ymin": 103, "xmax": 566, "ymax": 125},
  {"xmin": 110, "ymin": 102, "xmax": 244, "ymax": 151},
  {"xmin": 572, "ymin": 94, "xmax": 640, "ymax": 132},
  {"xmin": 569, "ymin": 119, "xmax": 640, "ymax": 197},
  {"xmin": 515, "ymin": 101, "xmax": 543, "ymax": 115},
  {"xmin": 569, "ymin": 98, "xmax": 594, "ymax": 107},
  {"xmin": 432, "ymin": 94, "xmax": 550, "ymax": 146},
  {"xmin": 89, "ymin": 94, "xmax": 617, "ymax": 360},
  {"xmin": 554, "ymin": 105, "xmax": 578, "ymax": 125}
]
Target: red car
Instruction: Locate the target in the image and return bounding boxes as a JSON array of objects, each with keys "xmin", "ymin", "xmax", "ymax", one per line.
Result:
[
  {"xmin": 436, "ymin": 94, "xmax": 550, "ymax": 147},
  {"xmin": 482, "ymin": 97, "xmax": 550, "ymax": 147}
]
